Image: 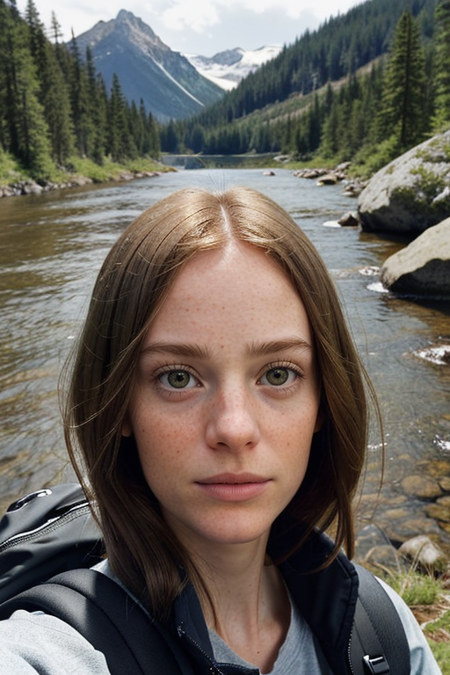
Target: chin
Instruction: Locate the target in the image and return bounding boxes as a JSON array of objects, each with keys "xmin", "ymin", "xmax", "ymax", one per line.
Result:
[{"xmin": 193, "ymin": 522, "xmax": 272, "ymax": 547}]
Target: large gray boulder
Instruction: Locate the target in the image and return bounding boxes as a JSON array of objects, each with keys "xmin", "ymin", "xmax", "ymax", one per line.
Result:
[
  {"xmin": 381, "ymin": 218, "xmax": 450, "ymax": 297},
  {"xmin": 358, "ymin": 131, "xmax": 450, "ymax": 234}
]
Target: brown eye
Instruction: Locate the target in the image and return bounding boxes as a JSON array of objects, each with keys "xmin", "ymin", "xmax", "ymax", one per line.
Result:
[{"xmin": 264, "ymin": 368, "xmax": 290, "ymax": 386}]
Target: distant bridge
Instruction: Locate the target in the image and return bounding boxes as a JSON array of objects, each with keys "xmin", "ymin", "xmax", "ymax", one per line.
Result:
[{"xmin": 160, "ymin": 154, "xmax": 277, "ymax": 169}]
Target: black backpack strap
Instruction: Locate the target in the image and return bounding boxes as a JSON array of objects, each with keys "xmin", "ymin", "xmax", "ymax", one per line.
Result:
[
  {"xmin": 350, "ymin": 564, "xmax": 411, "ymax": 675},
  {"xmin": 0, "ymin": 569, "xmax": 194, "ymax": 675}
]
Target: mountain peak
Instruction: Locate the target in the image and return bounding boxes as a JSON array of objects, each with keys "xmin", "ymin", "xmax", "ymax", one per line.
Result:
[
  {"xmin": 74, "ymin": 10, "xmax": 223, "ymax": 121},
  {"xmin": 117, "ymin": 9, "xmax": 134, "ymax": 21},
  {"xmin": 115, "ymin": 9, "xmax": 157, "ymax": 39}
]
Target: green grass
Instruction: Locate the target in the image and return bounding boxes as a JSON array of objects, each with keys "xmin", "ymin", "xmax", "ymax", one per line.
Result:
[
  {"xmin": 0, "ymin": 152, "xmax": 172, "ymax": 189},
  {"xmin": 0, "ymin": 149, "xmax": 28, "ymax": 185},
  {"xmin": 383, "ymin": 569, "xmax": 442, "ymax": 606},
  {"xmin": 377, "ymin": 567, "xmax": 450, "ymax": 670},
  {"xmin": 63, "ymin": 155, "xmax": 168, "ymax": 183},
  {"xmin": 428, "ymin": 641, "xmax": 450, "ymax": 674},
  {"xmin": 425, "ymin": 610, "xmax": 450, "ymax": 674},
  {"xmin": 283, "ymin": 154, "xmax": 340, "ymax": 171}
]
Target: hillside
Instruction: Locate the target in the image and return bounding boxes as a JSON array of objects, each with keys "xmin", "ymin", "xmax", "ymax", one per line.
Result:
[
  {"xmin": 166, "ymin": 0, "xmax": 448, "ymax": 176},
  {"xmin": 189, "ymin": 0, "xmax": 436, "ymax": 129},
  {"xmin": 74, "ymin": 10, "xmax": 224, "ymax": 122}
]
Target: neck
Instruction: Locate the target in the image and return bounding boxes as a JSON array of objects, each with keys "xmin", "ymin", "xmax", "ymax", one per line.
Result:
[
  {"xmin": 186, "ymin": 538, "xmax": 291, "ymax": 673},
  {"xmin": 200, "ymin": 538, "xmax": 269, "ymax": 617}
]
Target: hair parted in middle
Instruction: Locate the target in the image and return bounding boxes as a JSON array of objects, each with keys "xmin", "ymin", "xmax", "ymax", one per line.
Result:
[{"xmin": 64, "ymin": 186, "xmax": 376, "ymax": 620}]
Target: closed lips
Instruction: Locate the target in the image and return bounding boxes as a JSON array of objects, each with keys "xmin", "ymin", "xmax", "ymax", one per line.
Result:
[{"xmin": 197, "ymin": 473, "xmax": 269, "ymax": 484}]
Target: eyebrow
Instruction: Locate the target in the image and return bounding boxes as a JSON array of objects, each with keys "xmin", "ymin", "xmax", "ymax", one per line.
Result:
[
  {"xmin": 140, "ymin": 338, "xmax": 312, "ymax": 360},
  {"xmin": 140, "ymin": 342, "xmax": 211, "ymax": 359},
  {"xmin": 245, "ymin": 338, "xmax": 313, "ymax": 357}
]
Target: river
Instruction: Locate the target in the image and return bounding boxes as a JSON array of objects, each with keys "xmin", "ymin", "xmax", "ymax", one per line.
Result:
[{"xmin": 1, "ymin": 168, "xmax": 449, "ymax": 549}]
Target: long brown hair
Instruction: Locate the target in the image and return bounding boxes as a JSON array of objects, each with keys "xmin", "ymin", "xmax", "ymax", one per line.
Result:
[{"xmin": 64, "ymin": 186, "xmax": 376, "ymax": 620}]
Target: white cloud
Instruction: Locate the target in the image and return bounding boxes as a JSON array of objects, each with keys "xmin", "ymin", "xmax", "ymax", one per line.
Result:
[
  {"xmin": 159, "ymin": 1, "xmax": 221, "ymax": 33},
  {"xmin": 152, "ymin": 0, "xmax": 361, "ymax": 27},
  {"xmin": 18, "ymin": 0, "xmax": 363, "ymax": 54},
  {"xmin": 239, "ymin": 0, "xmax": 305, "ymax": 17}
]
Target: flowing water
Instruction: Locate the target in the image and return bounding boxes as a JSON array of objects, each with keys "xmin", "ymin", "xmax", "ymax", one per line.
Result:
[{"xmin": 1, "ymin": 168, "xmax": 449, "ymax": 546}]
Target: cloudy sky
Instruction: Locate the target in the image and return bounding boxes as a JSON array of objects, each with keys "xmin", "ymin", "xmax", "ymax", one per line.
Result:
[{"xmin": 18, "ymin": 0, "xmax": 363, "ymax": 56}]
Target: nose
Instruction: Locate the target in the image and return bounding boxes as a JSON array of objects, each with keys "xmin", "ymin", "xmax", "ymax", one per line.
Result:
[{"xmin": 205, "ymin": 384, "xmax": 261, "ymax": 452}]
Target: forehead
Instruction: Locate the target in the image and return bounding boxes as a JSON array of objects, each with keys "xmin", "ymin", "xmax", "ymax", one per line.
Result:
[{"xmin": 144, "ymin": 242, "xmax": 313, "ymax": 347}]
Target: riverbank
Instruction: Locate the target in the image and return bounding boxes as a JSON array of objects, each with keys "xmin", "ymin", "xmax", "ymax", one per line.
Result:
[
  {"xmin": 1, "ymin": 164, "xmax": 449, "ymax": 668},
  {"xmin": 0, "ymin": 151, "xmax": 369, "ymax": 199},
  {"xmin": 0, "ymin": 154, "xmax": 175, "ymax": 198}
]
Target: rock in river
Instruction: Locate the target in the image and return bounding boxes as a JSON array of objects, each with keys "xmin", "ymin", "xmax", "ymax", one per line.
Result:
[
  {"xmin": 380, "ymin": 218, "xmax": 450, "ymax": 297},
  {"xmin": 358, "ymin": 130, "xmax": 450, "ymax": 234},
  {"xmin": 401, "ymin": 474, "xmax": 442, "ymax": 500}
]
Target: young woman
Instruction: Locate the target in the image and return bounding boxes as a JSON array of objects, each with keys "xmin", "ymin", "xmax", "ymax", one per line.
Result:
[{"xmin": 0, "ymin": 187, "xmax": 441, "ymax": 673}]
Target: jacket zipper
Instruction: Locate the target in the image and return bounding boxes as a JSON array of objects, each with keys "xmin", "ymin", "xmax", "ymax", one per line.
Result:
[
  {"xmin": 177, "ymin": 622, "xmax": 258, "ymax": 675},
  {"xmin": 348, "ymin": 628, "xmax": 356, "ymax": 675},
  {"xmin": 177, "ymin": 623, "xmax": 224, "ymax": 673}
]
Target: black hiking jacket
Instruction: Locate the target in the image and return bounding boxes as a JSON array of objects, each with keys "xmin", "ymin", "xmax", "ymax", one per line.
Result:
[{"xmin": 169, "ymin": 528, "xmax": 358, "ymax": 675}]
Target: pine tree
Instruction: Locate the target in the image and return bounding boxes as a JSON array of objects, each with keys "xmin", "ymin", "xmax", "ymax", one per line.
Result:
[
  {"xmin": 281, "ymin": 115, "xmax": 293, "ymax": 153},
  {"xmin": 306, "ymin": 94, "xmax": 322, "ymax": 152},
  {"xmin": 68, "ymin": 32, "xmax": 95, "ymax": 157},
  {"xmin": 86, "ymin": 46, "xmax": 106, "ymax": 163},
  {"xmin": 188, "ymin": 124, "xmax": 205, "ymax": 154},
  {"xmin": 50, "ymin": 11, "xmax": 71, "ymax": 78},
  {"xmin": 129, "ymin": 100, "xmax": 144, "ymax": 155},
  {"xmin": 107, "ymin": 73, "xmax": 136, "ymax": 161},
  {"xmin": 0, "ymin": 0, "xmax": 23, "ymax": 157},
  {"xmin": 364, "ymin": 61, "xmax": 385, "ymax": 148},
  {"xmin": 0, "ymin": 0, "xmax": 53, "ymax": 175},
  {"xmin": 50, "ymin": 11, "xmax": 62, "ymax": 44},
  {"xmin": 321, "ymin": 99, "xmax": 341, "ymax": 158},
  {"xmin": 146, "ymin": 109, "xmax": 160, "ymax": 158},
  {"xmin": 161, "ymin": 120, "xmax": 179, "ymax": 154},
  {"xmin": 377, "ymin": 11, "xmax": 428, "ymax": 151},
  {"xmin": 43, "ymin": 43, "xmax": 75, "ymax": 164},
  {"xmin": 25, "ymin": 0, "xmax": 43, "ymax": 61},
  {"xmin": 25, "ymin": 0, "xmax": 74, "ymax": 164},
  {"xmin": 433, "ymin": 0, "xmax": 450, "ymax": 129},
  {"xmin": 137, "ymin": 102, "xmax": 160, "ymax": 157},
  {"xmin": 339, "ymin": 75, "xmax": 364, "ymax": 158}
]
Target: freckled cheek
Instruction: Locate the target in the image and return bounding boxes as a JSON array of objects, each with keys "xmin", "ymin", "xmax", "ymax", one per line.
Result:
[
  {"xmin": 281, "ymin": 426, "xmax": 314, "ymax": 488},
  {"xmin": 137, "ymin": 438, "xmax": 183, "ymax": 495},
  {"xmin": 134, "ymin": 411, "xmax": 199, "ymax": 473},
  {"xmin": 277, "ymin": 411, "xmax": 317, "ymax": 464}
]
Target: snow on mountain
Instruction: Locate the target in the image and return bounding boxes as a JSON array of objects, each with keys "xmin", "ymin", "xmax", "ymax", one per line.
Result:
[{"xmin": 184, "ymin": 46, "xmax": 282, "ymax": 91}]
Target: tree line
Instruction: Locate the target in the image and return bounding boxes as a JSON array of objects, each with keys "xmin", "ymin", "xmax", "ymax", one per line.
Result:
[
  {"xmin": 0, "ymin": 0, "xmax": 160, "ymax": 180},
  {"xmin": 1, "ymin": 0, "xmax": 449, "ymax": 181},
  {"xmin": 163, "ymin": 0, "xmax": 450, "ymax": 173}
]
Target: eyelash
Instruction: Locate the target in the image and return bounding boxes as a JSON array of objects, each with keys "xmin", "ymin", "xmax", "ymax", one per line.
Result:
[
  {"xmin": 154, "ymin": 364, "xmax": 200, "ymax": 392},
  {"xmin": 258, "ymin": 362, "xmax": 304, "ymax": 391},
  {"xmin": 153, "ymin": 361, "xmax": 304, "ymax": 393}
]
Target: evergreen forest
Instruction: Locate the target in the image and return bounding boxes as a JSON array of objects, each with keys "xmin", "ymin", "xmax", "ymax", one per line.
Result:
[
  {"xmin": 0, "ymin": 0, "xmax": 160, "ymax": 182},
  {"xmin": 1, "ymin": 0, "xmax": 450, "ymax": 185},
  {"xmin": 163, "ymin": 0, "xmax": 450, "ymax": 176}
]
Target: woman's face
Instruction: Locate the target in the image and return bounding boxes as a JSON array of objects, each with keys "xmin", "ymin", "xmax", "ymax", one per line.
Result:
[{"xmin": 123, "ymin": 241, "xmax": 322, "ymax": 556}]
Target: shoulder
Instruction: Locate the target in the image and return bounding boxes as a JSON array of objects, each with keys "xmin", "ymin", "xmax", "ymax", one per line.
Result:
[
  {"xmin": 375, "ymin": 577, "xmax": 442, "ymax": 675},
  {"xmin": 0, "ymin": 609, "xmax": 110, "ymax": 674}
]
